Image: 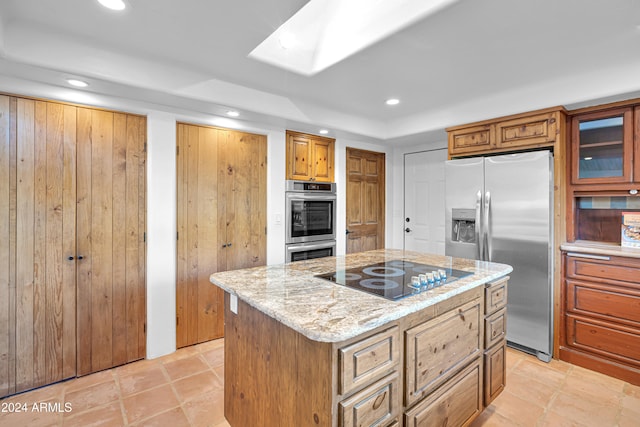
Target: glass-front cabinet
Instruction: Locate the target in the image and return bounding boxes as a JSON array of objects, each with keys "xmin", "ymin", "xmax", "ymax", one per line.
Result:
[{"xmin": 571, "ymin": 107, "xmax": 634, "ymax": 184}]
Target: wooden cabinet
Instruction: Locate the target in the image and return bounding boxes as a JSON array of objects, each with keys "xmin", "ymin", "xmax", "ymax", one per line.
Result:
[
  {"xmin": 0, "ymin": 96, "xmax": 147, "ymax": 397},
  {"xmin": 286, "ymin": 130, "xmax": 335, "ymax": 182},
  {"xmin": 339, "ymin": 372, "xmax": 400, "ymax": 427},
  {"xmin": 404, "ymin": 359, "xmax": 482, "ymax": 427},
  {"xmin": 176, "ymin": 123, "xmax": 267, "ymax": 348},
  {"xmin": 223, "ymin": 283, "xmax": 508, "ymax": 427},
  {"xmin": 482, "ymin": 277, "xmax": 508, "ymax": 406},
  {"xmin": 570, "ymin": 107, "xmax": 634, "ymax": 185},
  {"xmin": 447, "ymin": 107, "xmax": 564, "ymax": 158},
  {"xmin": 560, "ymin": 252, "xmax": 640, "ymax": 385},
  {"xmin": 404, "ymin": 298, "xmax": 481, "ymax": 407},
  {"xmin": 339, "ymin": 326, "xmax": 399, "ymax": 395}
]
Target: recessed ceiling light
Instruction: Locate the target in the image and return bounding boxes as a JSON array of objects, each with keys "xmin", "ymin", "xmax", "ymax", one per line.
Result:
[
  {"xmin": 385, "ymin": 98, "xmax": 400, "ymax": 106},
  {"xmin": 67, "ymin": 79, "xmax": 89, "ymax": 88},
  {"xmin": 98, "ymin": 0, "xmax": 126, "ymax": 11},
  {"xmin": 226, "ymin": 110, "xmax": 240, "ymax": 117},
  {"xmin": 319, "ymin": 129, "xmax": 329, "ymax": 135}
]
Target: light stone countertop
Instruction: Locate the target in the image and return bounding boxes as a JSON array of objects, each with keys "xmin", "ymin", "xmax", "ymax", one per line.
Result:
[
  {"xmin": 561, "ymin": 241, "xmax": 640, "ymax": 259},
  {"xmin": 210, "ymin": 249, "xmax": 513, "ymax": 343}
]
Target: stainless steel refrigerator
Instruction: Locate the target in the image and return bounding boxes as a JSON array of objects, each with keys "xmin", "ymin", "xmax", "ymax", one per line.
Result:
[{"xmin": 445, "ymin": 151, "xmax": 553, "ymax": 362}]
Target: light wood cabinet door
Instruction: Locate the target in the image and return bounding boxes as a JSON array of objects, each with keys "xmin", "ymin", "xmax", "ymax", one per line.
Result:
[
  {"xmin": 484, "ymin": 342, "xmax": 506, "ymax": 406},
  {"xmin": 76, "ymin": 108, "xmax": 146, "ymax": 376},
  {"xmin": 286, "ymin": 132, "xmax": 312, "ymax": 181},
  {"xmin": 405, "ymin": 298, "xmax": 481, "ymax": 406},
  {"xmin": 176, "ymin": 124, "xmax": 266, "ymax": 348},
  {"xmin": 286, "ymin": 130, "xmax": 335, "ymax": 182},
  {"xmin": 495, "ymin": 111, "xmax": 558, "ymax": 149},
  {"xmin": 404, "ymin": 359, "xmax": 482, "ymax": 427},
  {"xmin": 339, "ymin": 372, "xmax": 400, "ymax": 427},
  {"xmin": 448, "ymin": 124, "xmax": 495, "ymax": 156}
]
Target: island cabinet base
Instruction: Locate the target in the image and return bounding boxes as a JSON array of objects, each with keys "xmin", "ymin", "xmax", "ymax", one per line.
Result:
[{"xmin": 223, "ymin": 279, "xmax": 508, "ymax": 427}]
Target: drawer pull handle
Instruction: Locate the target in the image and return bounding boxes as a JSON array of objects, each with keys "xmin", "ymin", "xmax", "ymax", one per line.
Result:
[
  {"xmin": 458, "ymin": 309, "xmax": 465, "ymax": 322},
  {"xmin": 372, "ymin": 391, "xmax": 387, "ymax": 410},
  {"xmin": 567, "ymin": 252, "xmax": 610, "ymax": 261}
]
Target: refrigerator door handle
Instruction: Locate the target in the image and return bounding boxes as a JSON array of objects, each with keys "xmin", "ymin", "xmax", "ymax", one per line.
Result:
[
  {"xmin": 475, "ymin": 190, "xmax": 482, "ymax": 260},
  {"xmin": 484, "ymin": 191, "xmax": 492, "ymax": 262}
]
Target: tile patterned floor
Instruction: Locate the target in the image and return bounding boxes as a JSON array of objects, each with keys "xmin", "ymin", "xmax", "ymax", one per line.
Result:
[{"xmin": 1, "ymin": 341, "xmax": 639, "ymax": 426}]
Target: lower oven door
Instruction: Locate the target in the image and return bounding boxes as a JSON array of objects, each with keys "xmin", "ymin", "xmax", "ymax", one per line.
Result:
[{"xmin": 285, "ymin": 240, "xmax": 336, "ymax": 263}]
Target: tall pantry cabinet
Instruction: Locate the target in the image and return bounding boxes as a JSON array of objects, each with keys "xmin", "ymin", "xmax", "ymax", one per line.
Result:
[
  {"xmin": 0, "ymin": 95, "xmax": 146, "ymax": 397},
  {"xmin": 176, "ymin": 123, "xmax": 267, "ymax": 348}
]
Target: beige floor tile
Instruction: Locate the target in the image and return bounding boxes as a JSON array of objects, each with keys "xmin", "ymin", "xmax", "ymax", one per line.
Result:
[
  {"xmin": 64, "ymin": 380, "xmax": 120, "ymax": 414},
  {"xmin": 162, "ymin": 355, "xmax": 209, "ymax": 381},
  {"xmin": 195, "ymin": 338, "xmax": 224, "ymax": 353},
  {"xmin": 183, "ymin": 388, "xmax": 226, "ymax": 427},
  {"xmin": 538, "ymin": 410, "xmax": 588, "ymax": 427},
  {"xmin": 560, "ymin": 373, "xmax": 623, "ymax": 407},
  {"xmin": 157, "ymin": 346, "xmax": 199, "ymax": 364},
  {"xmin": 63, "ymin": 370, "xmax": 115, "ymax": 393},
  {"xmin": 173, "ymin": 371, "xmax": 223, "ymax": 403},
  {"xmin": 503, "ymin": 370, "xmax": 557, "ymax": 408},
  {"xmin": 122, "ymin": 384, "xmax": 180, "ymax": 424},
  {"xmin": 568, "ymin": 364, "xmax": 626, "ymax": 394},
  {"xmin": 117, "ymin": 366, "xmax": 168, "ymax": 397},
  {"xmin": 491, "ymin": 390, "xmax": 545, "ymax": 426},
  {"xmin": 548, "ymin": 391, "xmax": 619, "ymax": 427},
  {"xmin": 62, "ymin": 401, "xmax": 124, "ymax": 427},
  {"xmin": 130, "ymin": 406, "xmax": 190, "ymax": 427},
  {"xmin": 469, "ymin": 405, "xmax": 514, "ymax": 427},
  {"xmin": 201, "ymin": 347, "xmax": 224, "ymax": 369},
  {"xmin": 511, "ymin": 358, "xmax": 567, "ymax": 388}
]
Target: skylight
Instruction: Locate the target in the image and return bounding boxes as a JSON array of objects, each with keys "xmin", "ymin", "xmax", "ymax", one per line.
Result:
[{"xmin": 249, "ymin": 0, "xmax": 459, "ymax": 76}]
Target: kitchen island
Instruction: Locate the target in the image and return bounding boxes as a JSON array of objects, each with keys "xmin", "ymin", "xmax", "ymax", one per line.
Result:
[{"xmin": 210, "ymin": 249, "xmax": 512, "ymax": 427}]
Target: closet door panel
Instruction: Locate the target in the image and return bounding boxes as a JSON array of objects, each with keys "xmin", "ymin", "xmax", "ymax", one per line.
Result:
[
  {"xmin": 0, "ymin": 95, "xmax": 11, "ymax": 396},
  {"xmin": 15, "ymin": 99, "xmax": 76, "ymax": 392},
  {"xmin": 77, "ymin": 109, "xmax": 146, "ymax": 375},
  {"xmin": 126, "ymin": 115, "xmax": 146, "ymax": 362}
]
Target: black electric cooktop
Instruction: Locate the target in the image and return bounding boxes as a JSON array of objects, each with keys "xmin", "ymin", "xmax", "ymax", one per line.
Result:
[{"xmin": 315, "ymin": 259, "xmax": 473, "ymax": 301}]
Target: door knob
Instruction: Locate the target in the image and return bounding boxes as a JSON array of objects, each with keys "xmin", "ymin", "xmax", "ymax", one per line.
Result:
[
  {"xmin": 405, "ymin": 227, "xmax": 412, "ymax": 233},
  {"xmin": 78, "ymin": 255, "xmax": 84, "ymax": 260},
  {"xmin": 345, "ymin": 229, "xmax": 352, "ymax": 235},
  {"xmin": 67, "ymin": 256, "xmax": 74, "ymax": 261},
  {"xmin": 406, "ymin": 217, "xmax": 410, "ymax": 222}
]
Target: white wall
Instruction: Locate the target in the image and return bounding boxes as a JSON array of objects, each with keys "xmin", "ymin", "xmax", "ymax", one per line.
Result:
[{"xmin": 0, "ymin": 75, "xmax": 388, "ymax": 358}]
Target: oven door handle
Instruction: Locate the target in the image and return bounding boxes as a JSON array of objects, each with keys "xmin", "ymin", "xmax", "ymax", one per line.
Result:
[{"xmin": 286, "ymin": 241, "xmax": 336, "ymax": 252}]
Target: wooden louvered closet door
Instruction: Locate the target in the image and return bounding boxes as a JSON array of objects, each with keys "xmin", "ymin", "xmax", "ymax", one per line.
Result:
[
  {"xmin": 0, "ymin": 96, "xmax": 146, "ymax": 397},
  {"xmin": 176, "ymin": 123, "xmax": 266, "ymax": 348}
]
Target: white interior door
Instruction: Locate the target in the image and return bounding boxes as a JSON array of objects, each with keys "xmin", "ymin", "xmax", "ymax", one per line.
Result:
[{"xmin": 404, "ymin": 149, "xmax": 447, "ymax": 254}]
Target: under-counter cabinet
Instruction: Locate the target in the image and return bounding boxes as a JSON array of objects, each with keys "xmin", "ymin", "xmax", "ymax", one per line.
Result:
[
  {"xmin": 286, "ymin": 130, "xmax": 335, "ymax": 182},
  {"xmin": 560, "ymin": 251, "xmax": 640, "ymax": 385},
  {"xmin": 0, "ymin": 95, "xmax": 147, "ymax": 397},
  {"xmin": 483, "ymin": 277, "xmax": 508, "ymax": 406}
]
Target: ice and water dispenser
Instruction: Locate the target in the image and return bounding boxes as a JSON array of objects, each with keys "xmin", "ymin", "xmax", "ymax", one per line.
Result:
[{"xmin": 451, "ymin": 208, "xmax": 476, "ymax": 243}]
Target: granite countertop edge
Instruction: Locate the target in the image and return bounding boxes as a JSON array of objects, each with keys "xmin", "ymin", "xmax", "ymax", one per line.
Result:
[{"xmin": 210, "ymin": 249, "xmax": 513, "ymax": 343}]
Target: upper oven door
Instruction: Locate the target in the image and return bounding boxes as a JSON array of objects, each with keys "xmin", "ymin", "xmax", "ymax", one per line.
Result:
[{"xmin": 285, "ymin": 192, "xmax": 336, "ymax": 243}]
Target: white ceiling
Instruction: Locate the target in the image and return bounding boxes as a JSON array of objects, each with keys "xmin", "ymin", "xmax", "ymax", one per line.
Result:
[{"xmin": 0, "ymin": 0, "xmax": 639, "ymax": 144}]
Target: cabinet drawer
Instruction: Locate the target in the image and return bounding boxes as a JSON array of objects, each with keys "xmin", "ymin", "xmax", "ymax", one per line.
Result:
[
  {"xmin": 566, "ymin": 279, "xmax": 640, "ymax": 325},
  {"xmin": 340, "ymin": 326, "xmax": 400, "ymax": 395},
  {"xmin": 566, "ymin": 256, "xmax": 640, "ymax": 286},
  {"xmin": 484, "ymin": 342, "xmax": 506, "ymax": 406},
  {"xmin": 339, "ymin": 371, "xmax": 400, "ymax": 427},
  {"xmin": 405, "ymin": 299, "xmax": 481, "ymax": 406},
  {"xmin": 566, "ymin": 314, "xmax": 640, "ymax": 365},
  {"xmin": 496, "ymin": 111, "xmax": 557, "ymax": 148},
  {"xmin": 485, "ymin": 277, "xmax": 508, "ymax": 315},
  {"xmin": 404, "ymin": 359, "xmax": 482, "ymax": 427},
  {"xmin": 485, "ymin": 308, "xmax": 507, "ymax": 349},
  {"xmin": 448, "ymin": 124, "xmax": 496, "ymax": 155}
]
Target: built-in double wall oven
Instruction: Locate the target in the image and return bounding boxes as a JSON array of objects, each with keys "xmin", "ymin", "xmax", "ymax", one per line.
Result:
[{"xmin": 285, "ymin": 180, "xmax": 336, "ymax": 262}]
